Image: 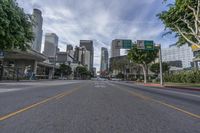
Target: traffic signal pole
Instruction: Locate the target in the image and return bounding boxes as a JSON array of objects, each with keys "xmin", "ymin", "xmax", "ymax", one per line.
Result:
[{"xmin": 159, "ymin": 44, "xmax": 163, "ymax": 86}]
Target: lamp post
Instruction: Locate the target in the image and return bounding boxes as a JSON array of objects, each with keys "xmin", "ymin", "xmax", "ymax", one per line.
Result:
[
  {"xmin": 158, "ymin": 44, "xmax": 163, "ymax": 86},
  {"xmin": 52, "ymin": 55, "xmax": 57, "ymax": 80}
]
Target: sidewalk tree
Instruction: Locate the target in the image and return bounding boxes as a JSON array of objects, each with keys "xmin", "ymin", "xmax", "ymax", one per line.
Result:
[
  {"xmin": 116, "ymin": 72, "xmax": 125, "ymax": 79},
  {"xmin": 158, "ymin": 0, "xmax": 200, "ymax": 47},
  {"xmin": 150, "ymin": 62, "xmax": 170, "ymax": 75},
  {"xmin": 0, "ymin": 0, "xmax": 34, "ymax": 50},
  {"xmin": 128, "ymin": 45, "xmax": 158, "ymax": 84},
  {"xmin": 110, "ymin": 56, "xmax": 129, "ymax": 74},
  {"xmin": 75, "ymin": 66, "xmax": 89, "ymax": 79},
  {"xmin": 59, "ymin": 64, "xmax": 72, "ymax": 78}
]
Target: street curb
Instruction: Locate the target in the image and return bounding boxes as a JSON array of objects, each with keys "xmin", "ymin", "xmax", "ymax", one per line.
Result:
[
  {"xmin": 117, "ymin": 81, "xmax": 200, "ymax": 91},
  {"xmin": 164, "ymin": 86, "xmax": 200, "ymax": 92},
  {"xmin": 0, "ymin": 79, "xmax": 58, "ymax": 83}
]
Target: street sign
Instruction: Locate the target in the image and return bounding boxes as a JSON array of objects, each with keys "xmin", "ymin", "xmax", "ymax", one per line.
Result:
[
  {"xmin": 191, "ymin": 44, "xmax": 200, "ymax": 52},
  {"xmin": 137, "ymin": 40, "xmax": 154, "ymax": 50},
  {"xmin": 122, "ymin": 40, "xmax": 132, "ymax": 49},
  {"xmin": 115, "ymin": 40, "xmax": 132, "ymax": 49},
  {"xmin": 144, "ymin": 40, "xmax": 154, "ymax": 50}
]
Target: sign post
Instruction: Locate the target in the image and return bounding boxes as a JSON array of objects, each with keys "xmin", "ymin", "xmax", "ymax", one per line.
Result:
[
  {"xmin": 155, "ymin": 45, "xmax": 163, "ymax": 86},
  {"xmin": 158, "ymin": 44, "xmax": 163, "ymax": 86}
]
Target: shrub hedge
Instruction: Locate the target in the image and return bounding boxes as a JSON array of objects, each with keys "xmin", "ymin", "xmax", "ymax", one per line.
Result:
[{"xmin": 164, "ymin": 70, "xmax": 200, "ymax": 83}]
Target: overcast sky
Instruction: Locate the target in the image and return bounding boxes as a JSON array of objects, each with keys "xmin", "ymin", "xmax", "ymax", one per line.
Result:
[{"xmin": 17, "ymin": 0, "xmax": 176, "ymax": 71}]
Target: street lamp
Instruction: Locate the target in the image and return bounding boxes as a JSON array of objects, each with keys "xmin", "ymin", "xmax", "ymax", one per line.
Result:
[
  {"xmin": 52, "ymin": 55, "xmax": 57, "ymax": 80},
  {"xmin": 156, "ymin": 44, "xmax": 163, "ymax": 86}
]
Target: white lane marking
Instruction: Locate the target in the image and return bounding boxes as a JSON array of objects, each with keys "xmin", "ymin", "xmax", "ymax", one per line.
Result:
[
  {"xmin": 107, "ymin": 83, "xmax": 115, "ymax": 86},
  {"xmin": 0, "ymin": 81, "xmax": 80, "ymax": 88},
  {"xmin": 94, "ymin": 82, "xmax": 106, "ymax": 88},
  {"xmin": 0, "ymin": 89, "xmax": 22, "ymax": 93},
  {"xmin": 111, "ymin": 82, "xmax": 200, "ymax": 99},
  {"xmin": 0, "ymin": 81, "xmax": 80, "ymax": 86},
  {"xmin": 0, "ymin": 81, "xmax": 81, "ymax": 93}
]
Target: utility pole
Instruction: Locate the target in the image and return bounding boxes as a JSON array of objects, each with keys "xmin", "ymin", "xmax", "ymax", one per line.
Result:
[
  {"xmin": 52, "ymin": 55, "xmax": 57, "ymax": 80},
  {"xmin": 159, "ymin": 44, "xmax": 163, "ymax": 86}
]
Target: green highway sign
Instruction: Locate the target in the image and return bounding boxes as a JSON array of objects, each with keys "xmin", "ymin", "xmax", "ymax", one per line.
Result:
[
  {"xmin": 122, "ymin": 40, "xmax": 132, "ymax": 49},
  {"xmin": 144, "ymin": 40, "xmax": 154, "ymax": 50},
  {"xmin": 137, "ymin": 40, "xmax": 154, "ymax": 50}
]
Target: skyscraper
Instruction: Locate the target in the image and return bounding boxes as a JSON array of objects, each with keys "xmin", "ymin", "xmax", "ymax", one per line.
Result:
[
  {"xmin": 79, "ymin": 47, "xmax": 91, "ymax": 71},
  {"xmin": 111, "ymin": 39, "xmax": 121, "ymax": 57},
  {"xmin": 32, "ymin": 9, "xmax": 43, "ymax": 53},
  {"xmin": 80, "ymin": 40, "xmax": 94, "ymax": 71},
  {"xmin": 100, "ymin": 47, "xmax": 109, "ymax": 73},
  {"xmin": 93, "ymin": 67, "xmax": 97, "ymax": 77},
  {"xmin": 74, "ymin": 46, "xmax": 80, "ymax": 63},
  {"xmin": 43, "ymin": 33, "xmax": 59, "ymax": 58},
  {"xmin": 67, "ymin": 44, "xmax": 73, "ymax": 52}
]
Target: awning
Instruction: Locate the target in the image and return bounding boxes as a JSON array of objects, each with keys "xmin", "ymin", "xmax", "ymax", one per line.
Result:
[{"xmin": 4, "ymin": 49, "xmax": 47, "ymax": 62}]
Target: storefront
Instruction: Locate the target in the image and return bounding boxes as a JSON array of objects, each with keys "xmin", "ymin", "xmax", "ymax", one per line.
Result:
[{"xmin": 1, "ymin": 49, "xmax": 47, "ymax": 80}]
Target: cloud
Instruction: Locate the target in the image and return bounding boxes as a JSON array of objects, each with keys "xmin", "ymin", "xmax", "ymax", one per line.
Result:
[{"xmin": 17, "ymin": 0, "xmax": 176, "ymax": 71}]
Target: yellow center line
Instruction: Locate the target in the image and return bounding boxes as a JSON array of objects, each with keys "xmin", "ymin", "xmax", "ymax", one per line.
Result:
[
  {"xmin": 111, "ymin": 84, "xmax": 200, "ymax": 119},
  {"xmin": 0, "ymin": 86, "xmax": 82, "ymax": 122},
  {"xmin": 152, "ymin": 99, "xmax": 200, "ymax": 119}
]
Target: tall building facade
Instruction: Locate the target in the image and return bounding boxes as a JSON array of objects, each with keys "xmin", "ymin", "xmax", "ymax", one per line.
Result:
[
  {"xmin": 67, "ymin": 44, "xmax": 73, "ymax": 52},
  {"xmin": 111, "ymin": 39, "xmax": 121, "ymax": 57},
  {"xmin": 93, "ymin": 67, "xmax": 97, "ymax": 77},
  {"xmin": 100, "ymin": 47, "xmax": 109, "ymax": 72},
  {"xmin": 43, "ymin": 33, "xmax": 59, "ymax": 58},
  {"xmin": 56, "ymin": 51, "xmax": 74, "ymax": 64},
  {"xmin": 74, "ymin": 46, "xmax": 80, "ymax": 63},
  {"xmin": 32, "ymin": 9, "xmax": 43, "ymax": 53},
  {"xmin": 78, "ymin": 46, "xmax": 91, "ymax": 70},
  {"xmin": 162, "ymin": 44, "xmax": 194, "ymax": 70},
  {"xmin": 80, "ymin": 40, "xmax": 94, "ymax": 71}
]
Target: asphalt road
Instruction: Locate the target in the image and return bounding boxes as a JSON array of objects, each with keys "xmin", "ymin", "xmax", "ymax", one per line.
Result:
[{"xmin": 0, "ymin": 80, "xmax": 200, "ymax": 133}]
